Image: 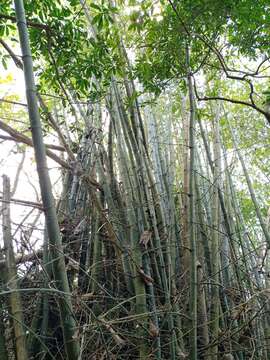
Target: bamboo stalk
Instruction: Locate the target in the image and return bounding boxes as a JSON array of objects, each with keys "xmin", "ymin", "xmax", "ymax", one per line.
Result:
[
  {"xmin": 2, "ymin": 175, "xmax": 28, "ymax": 360},
  {"xmin": 210, "ymin": 109, "xmax": 221, "ymax": 360},
  {"xmin": 14, "ymin": 1, "xmax": 80, "ymax": 358},
  {"xmin": 228, "ymin": 120, "xmax": 270, "ymax": 248},
  {"xmin": 0, "ymin": 246, "xmax": 8, "ymax": 360},
  {"xmin": 186, "ymin": 45, "xmax": 198, "ymax": 360}
]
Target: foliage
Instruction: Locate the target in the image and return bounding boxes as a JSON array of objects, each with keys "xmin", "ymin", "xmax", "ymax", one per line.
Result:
[{"xmin": 0, "ymin": 1, "xmax": 269, "ymax": 359}]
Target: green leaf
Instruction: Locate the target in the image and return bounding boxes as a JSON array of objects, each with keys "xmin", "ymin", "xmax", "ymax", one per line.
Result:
[
  {"xmin": 90, "ymin": 3, "xmax": 101, "ymax": 11},
  {"xmin": 2, "ymin": 57, "xmax": 7, "ymax": 70}
]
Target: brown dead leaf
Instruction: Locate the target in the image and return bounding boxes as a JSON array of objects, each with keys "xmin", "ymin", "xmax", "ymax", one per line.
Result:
[{"xmin": 139, "ymin": 230, "xmax": 152, "ymax": 248}]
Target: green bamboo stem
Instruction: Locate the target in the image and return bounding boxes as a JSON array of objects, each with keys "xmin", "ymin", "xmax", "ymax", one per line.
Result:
[
  {"xmin": 0, "ymin": 256, "xmax": 8, "ymax": 360},
  {"xmin": 14, "ymin": 1, "xmax": 80, "ymax": 358},
  {"xmin": 109, "ymin": 97, "xmax": 149, "ymax": 358},
  {"xmin": 210, "ymin": 111, "xmax": 221, "ymax": 360},
  {"xmin": 2, "ymin": 175, "xmax": 28, "ymax": 360},
  {"xmin": 90, "ymin": 213, "xmax": 103, "ymax": 294},
  {"xmin": 223, "ymin": 154, "xmax": 260, "ymax": 287},
  {"xmin": 186, "ymin": 45, "xmax": 197, "ymax": 360},
  {"xmin": 228, "ymin": 120, "xmax": 270, "ymax": 248},
  {"xmin": 198, "ymin": 114, "xmax": 244, "ymax": 296},
  {"xmin": 0, "ymin": 307, "xmax": 8, "ymax": 360},
  {"xmin": 194, "ymin": 162, "xmax": 212, "ymax": 278},
  {"xmin": 39, "ymin": 227, "xmax": 50, "ymax": 359}
]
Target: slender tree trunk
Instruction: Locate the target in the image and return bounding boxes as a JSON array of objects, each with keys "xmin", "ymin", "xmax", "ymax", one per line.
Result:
[
  {"xmin": 2, "ymin": 175, "xmax": 28, "ymax": 360},
  {"xmin": 14, "ymin": 1, "xmax": 80, "ymax": 358},
  {"xmin": 186, "ymin": 45, "xmax": 197, "ymax": 360},
  {"xmin": 0, "ymin": 225, "xmax": 8, "ymax": 360},
  {"xmin": 0, "ymin": 307, "xmax": 8, "ymax": 360},
  {"xmin": 211, "ymin": 110, "xmax": 221, "ymax": 360},
  {"xmin": 228, "ymin": 119, "xmax": 270, "ymax": 248},
  {"xmin": 182, "ymin": 95, "xmax": 190, "ymax": 277}
]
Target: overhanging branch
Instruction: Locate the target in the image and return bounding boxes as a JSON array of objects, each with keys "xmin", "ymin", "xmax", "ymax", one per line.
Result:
[
  {"xmin": 0, "ymin": 12, "xmax": 49, "ymax": 31},
  {"xmin": 193, "ymin": 78, "xmax": 270, "ymax": 125}
]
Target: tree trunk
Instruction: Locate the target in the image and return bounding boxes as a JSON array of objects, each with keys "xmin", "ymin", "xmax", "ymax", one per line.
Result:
[
  {"xmin": 2, "ymin": 175, "xmax": 28, "ymax": 360},
  {"xmin": 14, "ymin": 1, "xmax": 80, "ymax": 358},
  {"xmin": 186, "ymin": 45, "xmax": 198, "ymax": 360},
  {"xmin": 211, "ymin": 109, "xmax": 221, "ymax": 360}
]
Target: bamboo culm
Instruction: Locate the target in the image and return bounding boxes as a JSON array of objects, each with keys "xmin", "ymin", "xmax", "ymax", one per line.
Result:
[{"xmin": 14, "ymin": 1, "xmax": 80, "ymax": 358}]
